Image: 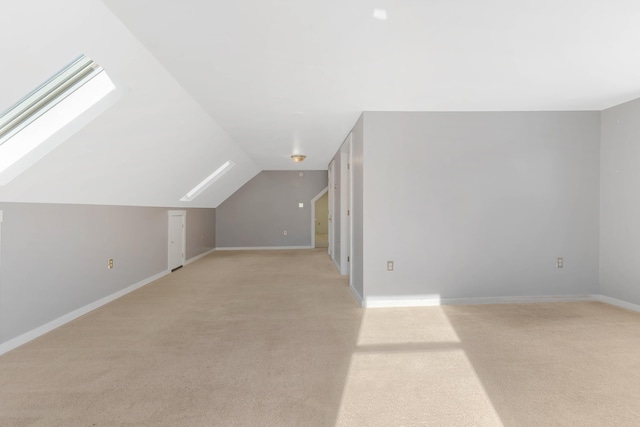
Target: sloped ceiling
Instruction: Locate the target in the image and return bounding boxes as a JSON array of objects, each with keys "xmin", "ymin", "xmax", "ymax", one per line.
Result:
[
  {"xmin": 0, "ymin": 0, "xmax": 260, "ymax": 208},
  {"xmin": 2, "ymin": 0, "xmax": 640, "ymax": 207}
]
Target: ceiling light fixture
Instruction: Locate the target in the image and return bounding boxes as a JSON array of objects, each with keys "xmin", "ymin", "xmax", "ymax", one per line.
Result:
[
  {"xmin": 0, "ymin": 54, "xmax": 115, "ymax": 185},
  {"xmin": 291, "ymin": 154, "xmax": 306, "ymax": 163},
  {"xmin": 373, "ymin": 8, "xmax": 388, "ymax": 20}
]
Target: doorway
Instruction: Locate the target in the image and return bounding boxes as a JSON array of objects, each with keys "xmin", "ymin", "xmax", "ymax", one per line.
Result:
[
  {"xmin": 168, "ymin": 210, "xmax": 186, "ymax": 271},
  {"xmin": 0, "ymin": 210, "xmax": 3, "ymax": 339},
  {"xmin": 340, "ymin": 135, "xmax": 352, "ymax": 278},
  {"xmin": 328, "ymin": 161, "xmax": 336, "ymax": 260},
  {"xmin": 311, "ymin": 188, "xmax": 329, "ymax": 248}
]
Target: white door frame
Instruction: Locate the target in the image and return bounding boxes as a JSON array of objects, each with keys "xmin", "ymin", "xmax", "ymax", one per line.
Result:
[
  {"xmin": 348, "ymin": 139, "xmax": 353, "ymax": 284},
  {"xmin": 340, "ymin": 134, "xmax": 353, "ymax": 278},
  {"xmin": 310, "ymin": 187, "xmax": 328, "ymax": 249},
  {"xmin": 168, "ymin": 210, "xmax": 186, "ymax": 271},
  {"xmin": 0, "ymin": 210, "xmax": 3, "ymax": 341},
  {"xmin": 328, "ymin": 161, "xmax": 336, "ymax": 259}
]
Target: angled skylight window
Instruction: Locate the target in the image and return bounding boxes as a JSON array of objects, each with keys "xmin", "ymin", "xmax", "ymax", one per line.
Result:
[
  {"xmin": 0, "ymin": 54, "xmax": 115, "ymax": 185},
  {"xmin": 181, "ymin": 161, "xmax": 235, "ymax": 202}
]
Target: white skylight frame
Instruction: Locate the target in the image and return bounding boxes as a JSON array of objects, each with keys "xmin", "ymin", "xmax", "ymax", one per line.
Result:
[
  {"xmin": 180, "ymin": 160, "xmax": 235, "ymax": 202},
  {"xmin": 0, "ymin": 54, "xmax": 115, "ymax": 185}
]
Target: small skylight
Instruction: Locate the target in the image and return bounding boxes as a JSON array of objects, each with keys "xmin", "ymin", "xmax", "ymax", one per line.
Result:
[
  {"xmin": 180, "ymin": 161, "xmax": 235, "ymax": 202},
  {"xmin": 0, "ymin": 54, "xmax": 115, "ymax": 185}
]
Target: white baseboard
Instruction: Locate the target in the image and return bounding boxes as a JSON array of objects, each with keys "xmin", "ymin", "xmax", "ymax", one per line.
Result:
[
  {"xmin": 365, "ymin": 295, "xmax": 442, "ymax": 308},
  {"xmin": 443, "ymin": 294, "xmax": 596, "ymax": 306},
  {"xmin": 0, "ymin": 269, "xmax": 170, "ymax": 356},
  {"xmin": 331, "ymin": 256, "xmax": 341, "ymax": 273},
  {"xmin": 185, "ymin": 248, "xmax": 216, "ymax": 265},
  {"xmin": 350, "ymin": 284, "xmax": 364, "ymax": 307},
  {"xmin": 364, "ymin": 294, "xmax": 597, "ymax": 308},
  {"xmin": 594, "ymin": 295, "xmax": 640, "ymax": 313},
  {"xmin": 215, "ymin": 246, "xmax": 314, "ymax": 251}
]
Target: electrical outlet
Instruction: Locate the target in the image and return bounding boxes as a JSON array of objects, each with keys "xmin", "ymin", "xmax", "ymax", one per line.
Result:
[
  {"xmin": 557, "ymin": 257, "xmax": 563, "ymax": 268},
  {"xmin": 283, "ymin": 230, "xmax": 288, "ymax": 236},
  {"xmin": 108, "ymin": 258, "xmax": 114, "ymax": 269},
  {"xmin": 387, "ymin": 261, "xmax": 394, "ymax": 271},
  {"xmin": 201, "ymin": 234, "xmax": 205, "ymax": 240}
]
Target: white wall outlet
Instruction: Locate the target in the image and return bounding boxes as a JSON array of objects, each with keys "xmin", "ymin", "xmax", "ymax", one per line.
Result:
[
  {"xmin": 298, "ymin": 202, "xmax": 304, "ymax": 208},
  {"xmin": 283, "ymin": 230, "xmax": 288, "ymax": 236},
  {"xmin": 387, "ymin": 261, "xmax": 394, "ymax": 271},
  {"xmin": 557, "ymin": 257, "xmax": 563, "ymax": 268}
]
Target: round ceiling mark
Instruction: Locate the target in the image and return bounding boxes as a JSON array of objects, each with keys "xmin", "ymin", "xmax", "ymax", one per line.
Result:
[{"xmin": 373, "ymin": 9, "xmax": 388, "ymax": 20}]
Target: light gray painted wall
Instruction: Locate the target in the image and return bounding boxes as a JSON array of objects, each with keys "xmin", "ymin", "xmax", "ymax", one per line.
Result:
[
  {"xmin": 600, "ymin": 98, "xmax": 640, "ymax": 305},
  {"xmin": 363, "ymin": 111, "xmax": 600, "ymax": 300},
  {"xmin": 185, "ymin": 208, "xmax": 216, "ymax": 260},
  {"xmin": 351, "ymin": 116, "xmax": 364, "ymax": 300},
  {"xmin": 329, "ymin": 116, "xmax": 364, "ymax": 299},
  {"xmin": 0, "ymin": 202, "xmax": 215, "ymax": 343},
  {"xmin": 215, "ymin": 171, "xmax": 328, "ymax": 248}
]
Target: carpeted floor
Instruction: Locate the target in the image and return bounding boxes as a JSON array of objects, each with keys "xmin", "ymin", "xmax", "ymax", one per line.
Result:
[{"xmin": 1, "ymin": 249, "xmax": 639, "ymax": 426}]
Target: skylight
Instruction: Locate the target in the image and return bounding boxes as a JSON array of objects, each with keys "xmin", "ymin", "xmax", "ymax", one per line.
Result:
[
  {"xmin": 180, "ymin": 161, "xmax": 235, "ymax": 202},
  {"xmin": 0, "ymin": 54, "xmax": 115, "ymax": 185}
]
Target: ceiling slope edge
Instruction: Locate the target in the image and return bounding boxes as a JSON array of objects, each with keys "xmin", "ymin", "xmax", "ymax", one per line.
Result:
[{"xmin": 0, "ymin": 0, "xmax": 260, "ymax": 208}]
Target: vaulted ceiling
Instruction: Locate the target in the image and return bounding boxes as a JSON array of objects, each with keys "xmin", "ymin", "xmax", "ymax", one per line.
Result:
[{"xmin": 1, "ymin": 0, "xmax": 639, "ymax": 207}]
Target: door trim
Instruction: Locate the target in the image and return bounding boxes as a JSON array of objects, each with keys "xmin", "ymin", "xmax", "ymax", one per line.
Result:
[
  {"xmin": 310, "ymin": 187, "xmax": 328, "ymax": 249},
  {"xmin": 328, "ymin": 161, "xmax": 336, "ymax": 259},
  {"xmin": 168, "ymin": 210, "xmax": 186, "ymax": 271},
  {"xmin": 0, "ymin": 210, "xmax": 3, "ymax": 343},
  {"xmin": 340, "ymin": 134, "xmax": 352, "ymax": 278}
]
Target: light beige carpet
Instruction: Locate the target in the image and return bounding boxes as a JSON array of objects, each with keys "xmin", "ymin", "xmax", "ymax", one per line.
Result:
[{"xmin": 0, "ymin": 249, "xmax": 639, "ymax": 426}]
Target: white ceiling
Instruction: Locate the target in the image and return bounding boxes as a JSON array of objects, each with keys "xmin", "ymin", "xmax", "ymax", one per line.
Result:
[
  {"xmin": 101, "ymin": 0, "xmax": 640, "ymax": 167},
  {"xmin": 1, "ymin": 0, "xmax": 640, "ymax": 207}
]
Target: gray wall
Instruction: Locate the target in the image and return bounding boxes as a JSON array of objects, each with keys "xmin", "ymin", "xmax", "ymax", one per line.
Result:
[
  {"xmin": 186, "ymin": 208, "xmax": 216, "ymax": 259},
  {"xmin": 0, "ymin": 202, "xmax": 215, "ymax": 343},
  {"xmin": 215, "ymin": 171, "xmax": 328, "ymax": 248},
  {"xmin": 329, "ymin": 117, "xmax": 364, "ymax": 300},
  {"xmin": 352, "ymin": 116, "xmax": 364, "ymax": 301},
  {"xmin": 362, "ymin": 111, "xmax": 601, "ymax": 300},
  {"xmin": 600, "ymin": 98, "xmax": 640, "ymax": 305},
  {"xmin": 348, "ymin": 116, "xmax": 365, "ymax": 300}
]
